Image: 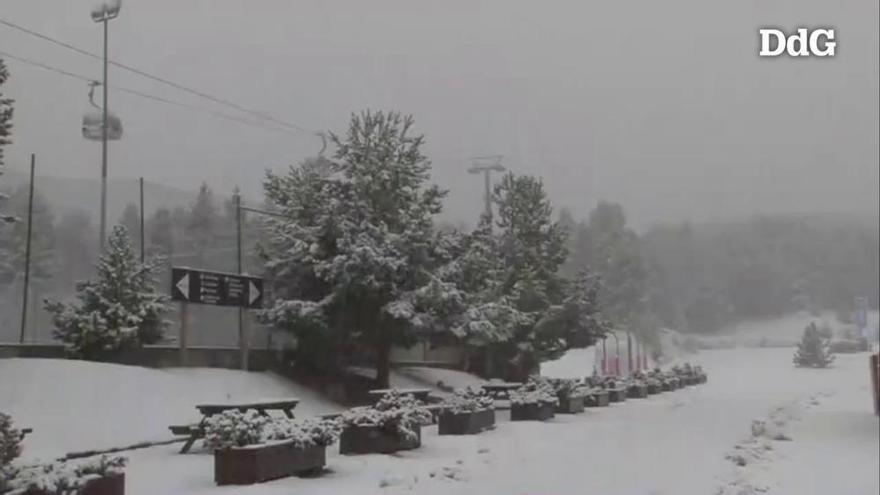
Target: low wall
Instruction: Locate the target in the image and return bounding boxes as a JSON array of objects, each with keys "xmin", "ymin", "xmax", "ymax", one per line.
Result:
[{"xmin": 0, "ymin": 343, "xmax": 278, "ymax": 371}]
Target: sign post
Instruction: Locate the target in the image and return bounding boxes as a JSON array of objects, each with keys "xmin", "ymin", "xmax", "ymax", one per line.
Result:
[
  {"xmin": 171, "ymin": 267, "xmax": 264, "ymax": 370},
  {"xmin": 180, "ymin": 301, "xmax": 190, "ymax": 366}
]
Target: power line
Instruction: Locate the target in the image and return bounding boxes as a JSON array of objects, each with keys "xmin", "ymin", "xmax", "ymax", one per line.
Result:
[
  {"xmin": 0, "ymin": 17, "xmax": 322, "ymax": 138},
  {"xmin": 0, "ymin": 49, "xmax": 300, "ymax": 134}
]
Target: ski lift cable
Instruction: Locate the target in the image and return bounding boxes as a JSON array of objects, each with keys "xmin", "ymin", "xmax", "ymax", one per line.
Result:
[
  {"xmin": 0, "ymin": 49, "xmax": 302, "ymax": 134},
  {"xmin": 0, "ymin": 17, "xmax": 324, "ymax": 139}
]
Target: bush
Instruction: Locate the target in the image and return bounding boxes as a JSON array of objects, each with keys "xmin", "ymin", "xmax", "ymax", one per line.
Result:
[
  {"xmin": 510, "ymin": 377, "xmax": 558, "ymax": 406},
  {"xmin": 3, "ymin": 455, "xmax": 126, "ymax": 494},
  {"xmin": 546, "ymin": 378, "xmax": 588, "ymax": 400},
  {"xmin": 203, "ymin": 410, "xmax": 339, "ymax": 450},
  {"xmin": 441, "ymin": 387, "xmax": 495, "ymax": 414},
  {"xmin": 339, "ymin": 390, "xmax": 432, "ymax": 442}
]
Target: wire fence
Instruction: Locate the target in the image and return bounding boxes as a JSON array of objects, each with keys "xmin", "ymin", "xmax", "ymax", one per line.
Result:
[{"xmin": 0, "ymin": 172, "xmax": 282, "ymax": 350}]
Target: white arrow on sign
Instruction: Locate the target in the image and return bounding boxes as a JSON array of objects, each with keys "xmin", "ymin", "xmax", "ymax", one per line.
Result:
[
  {"xmin": 176, "ymin": 273, "xmax": 190, "ymax": 300},
  {"xmin": 249, "ymin": 280, "xmax": 261, "ymax": 305}
]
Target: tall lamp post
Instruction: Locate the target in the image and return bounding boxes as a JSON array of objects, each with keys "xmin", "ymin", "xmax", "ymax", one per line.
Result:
[{"xmin": 90, "ymin": 0, "xmax": 122, "ymax": 251}]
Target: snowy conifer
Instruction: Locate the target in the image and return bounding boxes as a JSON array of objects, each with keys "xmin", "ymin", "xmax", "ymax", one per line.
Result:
[
  {"xmin": 793, "ymin": 322, "xmax": 834, "ymax": 368},
  {"xmin": 0, "ymin": 58, "xmax": 13, "ymax": 224},
  {"xmin": 45, "ymin": 225, "xmax": 170, "ymax": 360},
  {"xmin": 0, "ymin": 412, "xmax": 21, "ymax": 467},
  {"xmin": 261, "ymin": 111, "xmax": 451, "ymax": 387}
]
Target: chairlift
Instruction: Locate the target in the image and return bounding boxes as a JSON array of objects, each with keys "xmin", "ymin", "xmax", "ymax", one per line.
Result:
[{"xmin": 82, "ymin": 81, "xmax": 123, "ymax": 141}]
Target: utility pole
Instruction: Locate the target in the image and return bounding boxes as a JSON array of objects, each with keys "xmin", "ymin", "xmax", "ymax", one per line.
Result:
[
  {"xmin": 19, "ymin": 154, "xmax": 35, "ymax": 344},
  {"xmin": 139, "ymin": 177, "xmax": 145, "ymax": 264},
  {"xmin": 467, "ymin": 155, "xmax": 505, "ymax": 221}
]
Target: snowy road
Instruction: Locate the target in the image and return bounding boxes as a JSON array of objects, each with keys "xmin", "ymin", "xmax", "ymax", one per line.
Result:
[{"xmin": 121, "ymin": 348, "xmax": 879, "ymax": 495}]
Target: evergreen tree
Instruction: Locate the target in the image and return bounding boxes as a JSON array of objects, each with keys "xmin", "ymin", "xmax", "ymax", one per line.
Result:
[
  {"xmin": 146, "ymin": 207, "xmax": 174, "ymax": 257},
  {"xmin": 793, "ymin": 321, "xmax": 834, "ymax": 368},
  {"xmin": 44, "ymin": 225, "xmax": 170, "ymax": 360},
  {"xmin": 0, "ymin": 186, "xmax": 56, "ymax": 288},
  {"xmin": 118, "ymin": 203, "xmax": 141, "ymax": 249},
  {"xmin": 261, "ymin": 112, "xmax": 449, "ymax": 387},
  {"xmin": 0, "ymin": 58, "xmax": 13, "ymax": 223},
  {"xmin": 486, "ymin": 173, "xmax": 574, "ymax": 378},
  {"xmin": 187, "ymin": 182, "xmax": 217, "ymax": 265}
]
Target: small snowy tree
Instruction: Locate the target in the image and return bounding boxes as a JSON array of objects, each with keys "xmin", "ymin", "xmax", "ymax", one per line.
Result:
[
  {"xmin": 0, "ymin": 58, "xmax": 13, "ymax": 223},
  {"xmin": 793, "ymin": 322, "xmax": 834, "ymax": 368},
  {"xmin": 0, "ymin": 412, "xmax": 21, "ymax": 467},
  {"xmin": 44, "ymin": 225, "xmax": 170, "ymax": 360}
]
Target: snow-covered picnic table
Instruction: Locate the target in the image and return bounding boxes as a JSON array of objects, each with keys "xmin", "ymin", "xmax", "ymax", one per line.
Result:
[
  {"xmin": 171, "ymin": 398, "xmax": 300, "ymax": 453},
  {"xmin": 480, "ymin": 382, "xmax": 523, "ymax": 399}
]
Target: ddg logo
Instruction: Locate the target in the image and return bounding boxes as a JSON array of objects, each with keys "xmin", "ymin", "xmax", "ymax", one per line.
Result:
[{"xmin": 759, "ymin": 28, "xmax": 836, "ymax": 57}]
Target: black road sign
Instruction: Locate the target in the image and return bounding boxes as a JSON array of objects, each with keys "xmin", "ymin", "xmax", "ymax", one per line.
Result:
[{"xmin": 171, "ymin": 267, "xmax": 264, "ymax": 308}]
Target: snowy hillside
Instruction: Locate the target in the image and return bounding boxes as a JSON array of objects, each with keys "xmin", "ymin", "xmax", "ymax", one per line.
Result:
[{"xmin": 0, "ymin": 359, "xmax": 342, "ymax": 460}]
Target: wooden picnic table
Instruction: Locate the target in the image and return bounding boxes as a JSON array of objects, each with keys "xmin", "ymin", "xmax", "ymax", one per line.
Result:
[
  {"xmin": 480, "ymin": 382, "xmax": 523, "ymax": 399},
  {"xmin": 171, "ymin": 398, "xmax": 299, "ymax": 454},
  {"xmin": 367, "ymin": 388, "xmax": 432, "ymax": 403}
]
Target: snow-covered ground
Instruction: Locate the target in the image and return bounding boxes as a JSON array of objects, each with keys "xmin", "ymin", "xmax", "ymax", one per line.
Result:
[
  {"xmin": 3, "ymin": 334, "xmax": 877, "ymax": 493},
  {"xmin": 0, "ymin": 358, "xmax": 342, "ymax": 460}
]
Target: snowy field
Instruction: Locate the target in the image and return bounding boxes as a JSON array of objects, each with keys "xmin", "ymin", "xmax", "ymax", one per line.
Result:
[{"xmin": 3, "ymin": 343, "xmax": 877, "ymax": 493}]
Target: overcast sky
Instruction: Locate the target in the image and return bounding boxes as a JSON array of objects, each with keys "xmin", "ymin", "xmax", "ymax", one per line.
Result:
[{"xmin": 1, "ymin": 0, "xmax": 877, "ymax": 229}]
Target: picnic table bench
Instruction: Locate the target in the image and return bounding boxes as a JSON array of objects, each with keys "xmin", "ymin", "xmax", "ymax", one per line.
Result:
[
  {"xmin": 169, "ymin": 398, "xmax": 299, "ymax": 454},
  {"xmin": 480, "ymin": 382, "xmax": 523, "ymax": 400},
  {"xmin": 367, "ymin": 388, "xmax": 433, "ymax": 404}
]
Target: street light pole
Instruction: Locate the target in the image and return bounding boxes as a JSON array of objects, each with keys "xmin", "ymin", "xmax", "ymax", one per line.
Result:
[
  {"xmin": 91, "ymin": 0, "xmax": 121, "ymax": 251},
  {"xmin": 99, "ymin": 17, "xmax": 108, "ymax": 251},
  {"xmin": 467, "ymin": 155, "xmax": 505, "ymax": 221}
]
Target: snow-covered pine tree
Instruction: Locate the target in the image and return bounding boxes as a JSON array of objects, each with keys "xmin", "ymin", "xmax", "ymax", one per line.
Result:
[
  {"xmin": 0, "ymin": 57, "xmax": 13, "ymax": 224},
  {"xmin": 793, "ymin": 321, "xmax": 834, "ymax": 368},
  {"xmin": 260, "ymin": 111, "xmax": 450, "ymax": 387},
  {"xmin": 0, "ymin": 412, "xmax": 21, "ymax": 467},
  {"xmin": 488, "ymin": 173, "xmax": 573, "ymax": 378},
  {"xmin": 44, "ymin": 225, "xmax": 170, "ymax": 360}
]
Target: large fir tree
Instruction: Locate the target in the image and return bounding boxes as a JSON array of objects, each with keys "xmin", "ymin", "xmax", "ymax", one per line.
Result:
[
  {"xmin": 0, "ymin": 57, "xmax": 14, "ymax": 224},
  {"xmin": 261, "ymin": 111, "xmax": 450, "ymax": 387},
  {"xmin": 45, "ymin": 225, "xmax": 169, "ymax": 359}
]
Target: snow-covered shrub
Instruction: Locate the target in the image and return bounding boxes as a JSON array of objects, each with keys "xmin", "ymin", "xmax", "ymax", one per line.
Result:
[
  {"xmin": 203, "ymin": 410, "xmax": 340, "ymax": 450},
  {"xmin": 441, "ymin": 386, "xmax": 495, "ymax": 414},
  {"xmin": 44, "ymin": 225, "xmax": 170, "ymax": 360},
  {"xmin": 794, "ymin": 322, "xmax": 835, "ymax": 368},
  {"xmin": 339, "ymin": 390, "xmax": 432, "ymax": 442},
  {"xmin": 2, "ymin": 455, "xmax": 126, "ymax": 494},
  {"xmin": 0, "ymin": 412, "xmax": 22, "ymax": 467},
  {"xmin": 509, "ymin": 377, "xmax": 558, "ymax": 406},
  {"xmin": 546, "ymin": 378, "xmax": 587, "ymax": 400}
]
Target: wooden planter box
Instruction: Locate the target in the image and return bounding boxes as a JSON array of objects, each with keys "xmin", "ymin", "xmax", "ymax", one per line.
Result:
[
  {"xmin": 214, "ymin": 442, "xmax": 325, "ymax": 485},
  {"xmin": 646, "ymin": 383, "xmax": 661, "ymax": 395},
  {"xmin": 555, "ymin": 395, "xmax": 585, "ymax": 414},
  {"xmin": 25, "ymin": 473, "xmax": 125, "ymax": 495},
  {"xmin": 628, "ymin": 383, "xmax": 648, "ymax": 398},
  {"xmin": 584, "ymin": 390, "xmax": 610, "ymax": 407},
  {"xmin": 660, "ymin": 381, "xmax": 672, "ymax": 392},
  {"xmin": 510, "ymin": 402, "xmax": 556, "ymax": 421},
  {"xmin": 608, "ymin": 387, "xmax": 627, "ymax": 402},
  {"xmin": 339, "ymin": 424, "xmax": 421, "ymax": 455},
  {"xmin": 438, "ymin": 409, "xmax": 495, "ymax": 435}
]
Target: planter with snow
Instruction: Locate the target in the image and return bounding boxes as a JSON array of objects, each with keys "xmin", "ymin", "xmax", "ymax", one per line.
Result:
[
  {"xmin": 509, "ymin": 378, "xmax": 559, "ymax": 421},
  {"xmin": 438, "ymin": 409, "xmax": 495, "ymax": 435},
  {"xmin": 438, "ymin": 387, "xmax": 496, "ymax": 435},
  {"xmin": 5, "ymin": 456, "xmax": 127, "ymax": 495},
  {"xmin": 583, "ymin": 389, "xmax": 610, "ymax": 407},
  {"xmin": 214, "ymin": 442, "xmax": 325, "ymax": 485},
  {"xmin": 555, "ymin": 395, "xmax": 585, "ymax": 414},
  {"xmin": 627, "ymin": 383, "xmax": 648, "ymax": 398},
  {"xmin": 337, "ymin": 389, "xmax": 431, "ymax": 454},
  {"xmin": 202, "ymin": 410, "xmax": 339, "ymax": 486},
  {"xmin": 339, "ymin": 424, "xmax": 421, "ymax": 454},
  {"xmin": 607, "ymin": 387, "xmax": 627, "ymax": 402}
]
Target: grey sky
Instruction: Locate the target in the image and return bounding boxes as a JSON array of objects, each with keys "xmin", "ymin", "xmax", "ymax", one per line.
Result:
[{"xmin": 1, "ymin": 0, "xmax": 877, "ymax": 229}]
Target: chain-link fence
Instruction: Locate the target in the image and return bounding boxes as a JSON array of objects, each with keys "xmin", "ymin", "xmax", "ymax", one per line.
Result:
[{"xmin": 0, "ymin": 173, "xmax": 280, "ymax": 350}]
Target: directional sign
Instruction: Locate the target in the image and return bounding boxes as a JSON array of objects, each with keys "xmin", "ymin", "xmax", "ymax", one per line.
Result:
[{"xmin": 171, "ymin": 267, "xmax": 263, "ymax": 309}]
